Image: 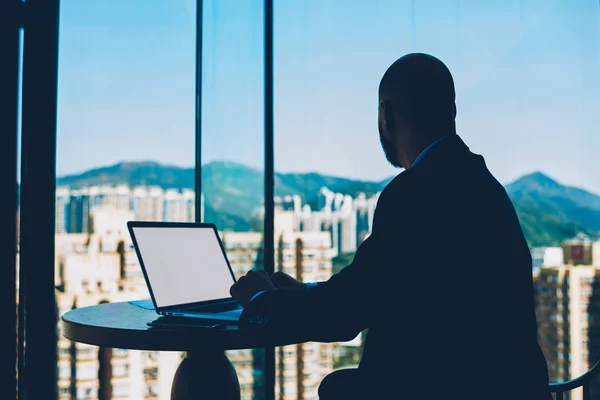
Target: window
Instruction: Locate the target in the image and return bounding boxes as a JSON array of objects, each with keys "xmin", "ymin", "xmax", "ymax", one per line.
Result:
[
  {"xmin": 58, "ymin": 364, "xmax": 71, "ymax": 379},
  {"xmin": 112, "ymin": 382, "xmax": 129, "ymax": 397},
  {"xmin": 76, "ymin": 347, "xmax": 95, "ymax": 359},
  {"xmin": 113, "ymin": 363, "xmax": 129, "ymax": 377},
  {"xmin": 76, "ymin": 386, "xmax": 95, "ymax": 400},
  {"xmin": 9, "ymin": 0, "xmax": 598, "ymax": 398},
  {"xmin": 275, "ymin": 0, "xmax": 600, "ymax": 388},
  {"xmin": 76, "ymin": 362, "xmax": 98, "ymax": 381},
  {"xmin": 55, "ymin": 0, "xmax": 195, "ymax": 396},
  {"xmin": 202, "ymin": 1, "xmax": 268, "ymax": 398},
  {"xmin": 113, "ymin": 348, "xmax": 128, "ymax": 358}
]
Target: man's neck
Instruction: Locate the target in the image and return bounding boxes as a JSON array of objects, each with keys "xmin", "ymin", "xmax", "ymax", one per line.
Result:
[{"xmin": 402, "ymin": 134, "xmax": 453, "ymax": 169}]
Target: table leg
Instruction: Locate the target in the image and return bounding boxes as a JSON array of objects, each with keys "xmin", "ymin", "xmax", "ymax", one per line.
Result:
[{"xmin": 171, "ymin": 350, "xmax": 240, "ymax": 400}]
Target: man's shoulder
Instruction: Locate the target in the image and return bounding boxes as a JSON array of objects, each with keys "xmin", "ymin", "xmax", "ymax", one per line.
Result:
[
  {"xmin": 380, "ymin": 168, "xmax": 420, "ymax": 196},
  {"xmin": 374, "ymin": 169, "xmax": 423, "ymax": 224},
  {"xmin": 378, "ymin": 167, "xmax": 432, "ymax": 208}
]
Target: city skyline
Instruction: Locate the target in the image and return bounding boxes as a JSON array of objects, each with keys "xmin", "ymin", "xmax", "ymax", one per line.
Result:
[
  {"xmin": 54, "ymin": 158, "xmax": 600, "ymax": 198},
  {"xmin": 56, "ymin": 0, "xmax": 600, "ymax": 194}
]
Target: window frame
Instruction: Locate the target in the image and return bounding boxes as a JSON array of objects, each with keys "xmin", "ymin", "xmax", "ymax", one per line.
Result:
[{"xmin": 195, "ymin": 0, "xmax": 276, "ymax": 398}]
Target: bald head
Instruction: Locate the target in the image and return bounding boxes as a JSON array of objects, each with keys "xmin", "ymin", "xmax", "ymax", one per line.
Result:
[
  {"xmin": 379, "ymin": 53, "xmax": 456, "ymax": 135},
  {"xmin": 377, "ymin": 53, "xmax": 457, "ymax": 168}
]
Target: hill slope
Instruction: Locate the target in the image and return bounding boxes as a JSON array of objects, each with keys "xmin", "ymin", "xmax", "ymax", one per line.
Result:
[
  {"xmin": 58, "ymin": 161, "xmax": 389, "ymax": 231},
  {"xmin": 507, "ymin": 172, "xmax": 600, "ymax": 246},
  {"xmin": 58, "ymin": 162, "xmax": 600, "ymax": 246}
]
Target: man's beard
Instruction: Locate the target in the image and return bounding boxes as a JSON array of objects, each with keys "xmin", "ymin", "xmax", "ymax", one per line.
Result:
[{"xmin": 379, "ymin": 135, "xmax": 403, "ymax": 168}]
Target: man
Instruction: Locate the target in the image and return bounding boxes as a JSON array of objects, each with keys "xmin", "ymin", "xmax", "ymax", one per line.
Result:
[{"xmin": 230, "ymin": 53, "xmax": 551, "ymax": 399}]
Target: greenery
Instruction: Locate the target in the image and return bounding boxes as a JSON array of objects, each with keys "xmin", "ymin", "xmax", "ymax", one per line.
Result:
[
  {"xmin": 506, "ymin": 172, "xmax": 600, "ymax": 247},
  {"xmin": 57, "ymin": 162, "xmax": 600, "ymax": 247}
]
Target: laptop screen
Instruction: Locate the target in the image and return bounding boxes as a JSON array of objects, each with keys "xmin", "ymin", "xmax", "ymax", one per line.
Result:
[{"xmin": 130, "ymin": 226, "xmax": 235, "ymax": 308}]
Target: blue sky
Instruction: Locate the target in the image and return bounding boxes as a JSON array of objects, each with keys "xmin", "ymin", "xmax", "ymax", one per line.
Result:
[{"xmin": 57, "ymin": 0, "xmax": 600, "ymax": 193}]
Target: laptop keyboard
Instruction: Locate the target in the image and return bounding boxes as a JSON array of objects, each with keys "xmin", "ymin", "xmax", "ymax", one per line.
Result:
[{"xmin": 183, "ymin": 302, "xmax": 242, "ymax": 314}]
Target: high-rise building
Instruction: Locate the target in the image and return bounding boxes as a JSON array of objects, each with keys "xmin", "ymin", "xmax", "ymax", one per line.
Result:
[
  {"xmin": 91, "ymin": 206, "xmax": 134, "ymax": 237},
  {"xmin": 132, "ymin": 187, "xmax": 165, "ymax": 221},
  {"xmin": 293, "ymin": 187, "xmax": 381, "ymax": 256},
  {"xmin": 222, "ymin": 229, "xmax": 334, "ymax": 400},
  {"xmin": 164, "ymin": 189, "xmax": 192, "ymax": 222},
  {"xmin": 114, "ymin": 185, "xmax": 132, "ymax": 212},
  {"xmin": 68, "ymin": 190, "xmax": 92, "ymax": 234},
  {"xmin": 337, "ymin": 196, "xmax": 357, "ymax": 254},
  {"xmin": 332, "ymin": 193, "xmax": 344, "ymax": 212},
  {"xmin": 56, "ymin": 187, "xmax": 70, "ymax": 234},
  {"xmin": 593, "ymin": 241, "xmax": 600, "ymax": 267},
  {"xmin": 219, "ymin": 231, "xmax": 264, "ymax": 399},
  {"xmin": 298, "ymin": 207, "xmax": 326, "ymax": 234},
  {"xmin": 87, "ymin": 185, "xmax": 132, "ymax": 211},
  {"xmin": 317, "ymin": 187, "xmax": 334, "ymax": 211},
  {"xmin": 274, "ymin": 230, "xmax": 334, "ymax": 400},
  {"xmin": 562, "ymin": 233, "xmax": 595, "ymax": 266},
  {"xmin": 354, "ymin": 193, "xmax": 370, "ymax": 247},
  {"xmin": 275, "ymin": 210, "xmax": 297, "ymax": 235},
  {"xmin": 182, "ymin": 189, "xmax": 195, "ymax": 222},
  {"xmin": 276, "ymin": 195, "xmax": 302, "ymax": 214},
  {"xmin": 536, "ymin": 264, "xmax": 600, "ymax": 400},
  {"xmin": 53, "ymin": 185, "xmax": 381, "ymax": 399},
  {"xmin": 55, "ymin": 232, "xmax": 179, "ymax": 400},
  {"xmin": 531, "ymin": 247, "xmax": 564, "ymax": 274}
]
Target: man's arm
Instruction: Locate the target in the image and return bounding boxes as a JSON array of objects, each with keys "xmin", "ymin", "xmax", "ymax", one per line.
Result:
[
  {"xmin": 241, "ymin": 233, "xmax": 398, "ymax": 342},
  {"xmin": 241, "ymin": 199, "xmax": 413, "ymax": 342},
  {"xmin": 249, "ymin": 281, "xmax": 318, "ymax": 302}
]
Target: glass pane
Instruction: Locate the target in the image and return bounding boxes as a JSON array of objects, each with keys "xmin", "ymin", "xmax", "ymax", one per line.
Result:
[
  {"xmin": 56, "ymin": 1, "xmax": 196, "ymax": 399},
  {"xmin": 201, "ymin": 1, "xmax": 266, "ymax": 399},
  {"xmin": 275, "ymin": 0, "xmax": 600, "ymax": 397}
]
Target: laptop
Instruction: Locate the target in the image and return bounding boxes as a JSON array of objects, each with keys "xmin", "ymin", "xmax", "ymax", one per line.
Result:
[{"xmin": 127, "ymin": 221, "xmax": 243, "ymax": 322}]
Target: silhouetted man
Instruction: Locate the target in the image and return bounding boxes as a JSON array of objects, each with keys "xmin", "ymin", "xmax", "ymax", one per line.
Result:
[{"xmin": 230, "ymin": 53, "xmax": 551, "ymax": 399}]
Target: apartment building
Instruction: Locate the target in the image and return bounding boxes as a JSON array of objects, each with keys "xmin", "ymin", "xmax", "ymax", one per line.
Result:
[
  {"xmin": 222, "ymin": 230, "xmax": 335, "ymax": 400},
  {"xmin": 55, "ymin": 232, "xmax": 179, "ymax": 400},
  {"xmin": 536, "ymin": 263, "xmax": 600, "ymax": 400}
]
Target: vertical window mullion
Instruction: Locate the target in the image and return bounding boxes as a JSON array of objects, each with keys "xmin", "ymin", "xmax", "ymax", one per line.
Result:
[
  {"xmin": 263, "ymin": 0, "xmax": 275, "ymax": 399},
  {"xmin": 19, "ymin": 0, "xmax": 60, "ymax": 398},
  {"xmin": 195, "ymin": 0, "xmax": 204, "ymax": 223},
  {"xmin": 1, "ymin": 1, "xmax": 21, "ymax": 400}
]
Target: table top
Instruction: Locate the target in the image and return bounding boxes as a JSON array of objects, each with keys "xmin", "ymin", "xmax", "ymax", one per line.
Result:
[{"xmin": 61, "ymin": 301, "xmax": 303, "ymax": 351}]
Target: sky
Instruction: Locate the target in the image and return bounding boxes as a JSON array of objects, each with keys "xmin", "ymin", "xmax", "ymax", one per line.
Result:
[{"xmin": 56, "ymin": 0, "xmax": 600, "ymax": 193}]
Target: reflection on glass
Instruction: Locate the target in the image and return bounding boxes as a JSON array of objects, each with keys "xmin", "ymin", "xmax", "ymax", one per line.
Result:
[{"xmin": 55, "ymin": 1, "xmax": 196, "ymax": 399}]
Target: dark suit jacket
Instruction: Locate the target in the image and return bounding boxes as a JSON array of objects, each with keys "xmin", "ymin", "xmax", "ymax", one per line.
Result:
[{"xmin": 243, "ymin": 135, "xmax": 551, "ymax": 399}]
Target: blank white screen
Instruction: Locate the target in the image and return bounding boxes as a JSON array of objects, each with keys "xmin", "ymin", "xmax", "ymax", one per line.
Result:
[{"xmin": 132, "ymin": 226, "xmax": 234, "ymax": 308}]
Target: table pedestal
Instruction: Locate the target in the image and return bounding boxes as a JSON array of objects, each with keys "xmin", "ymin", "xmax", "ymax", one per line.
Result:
[{"xmin": 171, "ymin": 350, "xmax": 240, "ymax": 400}]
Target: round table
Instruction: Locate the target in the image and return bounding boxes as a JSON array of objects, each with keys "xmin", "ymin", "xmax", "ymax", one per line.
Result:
[{"xmin": 61, "ymin": 301, "xmax": 303, "ymax": 400}]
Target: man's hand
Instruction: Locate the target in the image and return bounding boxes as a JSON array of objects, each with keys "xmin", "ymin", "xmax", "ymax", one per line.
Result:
[
  {"xmin": 270, "ymin": 271, "xmax": 307, "ymax": 292},
  {"xmin": 230, "ymin": 270, "xmax": 275, "ymax": 307}
]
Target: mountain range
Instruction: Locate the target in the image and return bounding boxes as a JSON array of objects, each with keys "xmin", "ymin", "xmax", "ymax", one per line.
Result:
[{"xmin": 57, "ymin": 161, "xmax": 600, "ymax": 247}]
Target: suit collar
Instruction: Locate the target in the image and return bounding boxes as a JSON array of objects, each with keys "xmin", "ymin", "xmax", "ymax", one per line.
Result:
[{"xmin": 410, "ymin": 134, "xmax": 470, "ymax": 168}]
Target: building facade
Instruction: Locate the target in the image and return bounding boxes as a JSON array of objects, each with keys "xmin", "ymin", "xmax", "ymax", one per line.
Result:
[
  {"xmin": 55, "ymin": 232, "xmax": 178, "ymax": 400},
  {"xmin": 222, "ymin": 230, "xmax": 335, "ymax": 400},
  {"xmin": 53, "ymin": 185, "xmax": 377, "ymax": 399},
  {"xmin": 536, "ymin": 263, "xmax": 600, "ymax": 400}
]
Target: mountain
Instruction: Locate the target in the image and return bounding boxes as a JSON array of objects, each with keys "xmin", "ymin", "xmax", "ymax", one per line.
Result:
[
  {"xmin": 58, "ymin": 161, "xmax": 390, "ymax": 231},
  {"xmin": 506, "ymin": 172, "xmax": 600, "ymax": 246},
  {"xmin": 57, "ymin": 162, "xmax": 600, "ymax": 247},
  {"xmin": 57, "ymin": 161, "xmax": 195, "ymax": 188}
]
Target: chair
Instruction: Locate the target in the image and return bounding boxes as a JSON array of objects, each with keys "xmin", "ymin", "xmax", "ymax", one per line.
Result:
[{"xmin": 550, "ymin": 359, "xmax": 600, "ymax": 400}]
